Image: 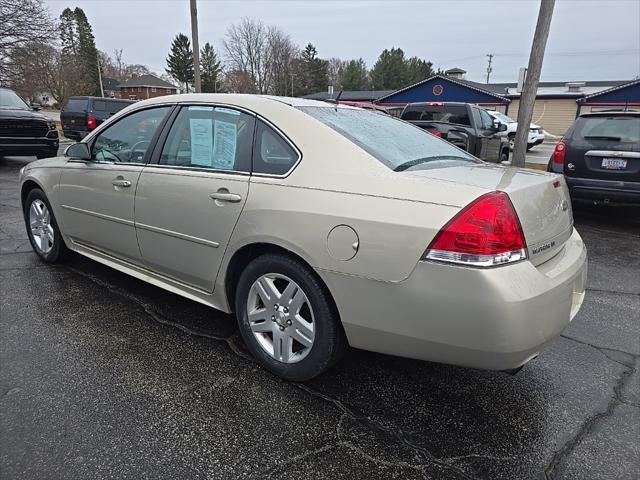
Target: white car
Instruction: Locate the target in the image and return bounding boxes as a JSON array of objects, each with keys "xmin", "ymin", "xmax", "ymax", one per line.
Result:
[{"xmin": 488, "ymin": 111, "xmax": 545, "ymax": 151}]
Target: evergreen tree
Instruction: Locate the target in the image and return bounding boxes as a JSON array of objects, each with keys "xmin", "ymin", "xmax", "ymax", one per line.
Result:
[
  {"xmin": 299, "ymin": 43, "xmax": 329, "ymax": 95},
  {"xmin": 341, "ymin": 58, "xmax": 369, "ymax": 90},
  {"xmin": 405, "ymin": 56, "xmax": 434, "ymax": 85},
  {"xmin": 74, "ymin": 8, "xmax": 101, "ymax": 96},
  {"xmin": 166, "ymin": 33, "xmax": 194, "ymax": 92},
  {"xmin": 370, "ymin": 48, "xmax": 408, "ymax": 90},
  {"xmin": 200, "ymin": 42, "xmax": 223, "ymax": 93}
]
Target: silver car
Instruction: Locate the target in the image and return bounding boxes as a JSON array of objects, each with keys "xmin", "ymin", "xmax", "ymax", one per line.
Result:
[{"xmin": 19, "ymin": 94, "xmax": 587, "ymax": 381}]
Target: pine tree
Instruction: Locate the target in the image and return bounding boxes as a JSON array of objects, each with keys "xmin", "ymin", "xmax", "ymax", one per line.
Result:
[
  {"xmin": 341, "ymin": 59, "xmax": 369, "ymax": 90},
  {"xmin": 166, "ymin": 33, "xmax": 194, "ymax": 93},
  {"xmin": 299, "ymin": 43, "xmax": 328, "ymax": 95},
  {"xmin": 74, "ymin": 8, "xmax": 101, "ymax": 96},
  {"xmin": 200, "ymin": 42, "xmax": 222, "ymax": 93},
  {"xmin": 405, "ymin": 57, "xmax": 434, "ymax": 85},
  {"xmin": 370, "ymin": 48, "xmax": 408, "ymax": 90}
]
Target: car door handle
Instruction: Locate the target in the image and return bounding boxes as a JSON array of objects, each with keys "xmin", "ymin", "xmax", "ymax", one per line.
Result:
[
  {"xmin": 209, "ymin": 191, "xmax": 242, "ymax": 203},
  {"xmin": 112, "ymin": 179, "xmax": 132, "ymax": 187}
]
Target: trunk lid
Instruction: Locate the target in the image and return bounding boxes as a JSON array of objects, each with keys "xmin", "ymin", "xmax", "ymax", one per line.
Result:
[{"xmin": 405, "ymin": 163, "xmax": 574, "ymax": 265}]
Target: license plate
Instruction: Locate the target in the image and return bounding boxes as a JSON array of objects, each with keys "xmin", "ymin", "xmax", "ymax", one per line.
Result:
[{"xmin": 601, "ymin": 158, "xmax": 627, "ymax": 170}]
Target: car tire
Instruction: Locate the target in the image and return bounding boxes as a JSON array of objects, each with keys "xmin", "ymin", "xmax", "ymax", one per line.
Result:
[
  {"xmin": 23, "ymin": 188, "xmax": 70, "ymax": 263},
  {"xmin": 36, "ymin": 150, "xmax": 58, "ymax": 159},
  {"xmin": 235, "ymin": 253, "xmax": 347, "ymax": 381},
  {"xmin": 499, "ymin": 149, "xmax": 509, "ymax": 163},
  {"xmin": 508, "ymin": 133, "xmax": 515, "ymax": 151}
]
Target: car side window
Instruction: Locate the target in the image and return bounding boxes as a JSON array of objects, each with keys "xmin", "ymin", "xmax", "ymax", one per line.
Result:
[
  {"xmin": 159, "ymin": 106, "xmax": 255, "ymax": 172},
  {"xmin": 91, "ymin": 107, "xmax": 170, "ymax": 163},
  {"xmin": 253, "ymin": 120, "xmax": 299, "ymax": 175},
  {"xmin": 479, "ymin": 109, "xmax": 494, "ymax": 130}
]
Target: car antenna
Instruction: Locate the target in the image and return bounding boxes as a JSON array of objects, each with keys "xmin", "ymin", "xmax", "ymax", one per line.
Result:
[{"xmin": 334, "ymin": 90, "xmax": 342, "ymax": 111}]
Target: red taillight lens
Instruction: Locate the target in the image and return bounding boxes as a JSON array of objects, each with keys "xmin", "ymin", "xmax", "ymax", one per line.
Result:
[
  {"xmin": 428, "ymin": 129, "xmax": 442, "ymax": 138},
  {"xmin": 86, "ymin": 115, "xmax": 97, "ymax": 130},
  {"xmin": 553, "ymin": 140, "xmax": 566, "ymax": 166},
  {"xmin": 424, "ymin": 191, "xmax": 527, "ymax": 267}
]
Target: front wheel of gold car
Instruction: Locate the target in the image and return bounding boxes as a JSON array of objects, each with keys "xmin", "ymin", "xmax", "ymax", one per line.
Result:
[{"xmin": 235, "ymin": 253, "xmax": 347, "ymax": 381}]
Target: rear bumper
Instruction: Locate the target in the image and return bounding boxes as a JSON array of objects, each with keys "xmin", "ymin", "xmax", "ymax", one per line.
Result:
[
  {"xmin": 318, "ymin": 228, "xmax": 587, "ymax": 371},
  {"xmin": 62, "ymin": 129, "xmax": 88, "ymax": 141},
  {"xmin": 566, "ymin": 176, "xmax": 640, "ymax": 204}
]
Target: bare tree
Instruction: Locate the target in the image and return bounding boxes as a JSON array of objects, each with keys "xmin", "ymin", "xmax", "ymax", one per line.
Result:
[
  {"xmin": 223, "ymin": 69, "xmax": 257, "ymax": 94},
  {"xmin": 327, "ymin": 57, "xmax": 347, "ymax": 89},
  {"xmin": 224, "ymin": 18, "xmax": 269, "ymax": 93},
  {"xmin": 0, "ymin": 0, "xmax": 57, "ymax": 85},
  {"xmin": 265, "ymin": 26, "xmax": 299, "ymax": 96}
]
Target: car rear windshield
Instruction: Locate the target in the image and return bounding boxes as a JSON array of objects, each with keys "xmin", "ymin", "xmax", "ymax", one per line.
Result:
[
  {"xmin": 92, "ymin": 100, "xmax": 131, "ymax": 114},
  {"xmin": 401, "ymin": 105, "xmax": 471, "ymax": 126},
  {"xmin": 574, "ymin": 115, "xmax": 640, "ymax": 143},
  {"xmin": 298, "ymin": 106, "xmax": 477, "ymax": 171},
  {"xmin": 63, "ymin": 98, "xmax": 87, "ymax": 112}
]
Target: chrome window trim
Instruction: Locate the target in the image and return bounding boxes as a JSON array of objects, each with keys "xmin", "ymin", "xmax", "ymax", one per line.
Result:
[{"xmin": 142, "ymin": 163, "xmax": 251, "ymax": 177}]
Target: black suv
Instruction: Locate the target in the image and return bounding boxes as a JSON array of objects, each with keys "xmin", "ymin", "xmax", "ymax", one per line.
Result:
[
  {"xmin": 0, "ymin": 87, "xmax": 59, "ymax": 159},
  {"xmin": 548, "ymin": 111, "xmax": 639, "ymax": 204},
  {"xmin": 61, "ymin": 96, "xmax": 134, "ymax": 141}
]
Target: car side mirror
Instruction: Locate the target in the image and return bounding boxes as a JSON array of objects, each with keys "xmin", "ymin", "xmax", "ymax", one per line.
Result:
[
  {"xmin": 498, "ymin": 123, "xmax": 507, "ymax": 132},
  {"xmin": 31, "ymin": 103, "xmax": 42, "ymax": 111},
  {"xmin": 65, "ymin": 142, "xmax": 91, "ymax": 160}
]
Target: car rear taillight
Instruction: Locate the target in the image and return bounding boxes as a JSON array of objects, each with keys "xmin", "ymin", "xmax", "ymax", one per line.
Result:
[
  {"xmin": 428, "ymin": 129, "xmax": 442, "ymax": 138},
  {"xmin": 86, "ymin": 115, "xmax": 97, "ymax": 130},
  {"xmin": 423, "ymin": 191, "xmax": 527, "ymax": 267},
  {"xmin": 553, "ymin": 140, "xmax": 566, "ymax": 166}
]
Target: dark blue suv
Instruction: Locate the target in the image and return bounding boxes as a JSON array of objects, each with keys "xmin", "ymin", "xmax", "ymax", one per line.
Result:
[{"xmin": 61, "ymin": 96, "xmax": 135, "ymax": 141}]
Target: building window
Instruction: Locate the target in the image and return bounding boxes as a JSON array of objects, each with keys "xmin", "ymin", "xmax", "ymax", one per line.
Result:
[
  {"xmin": 166, "ymin": 88, "xmax": 171, "ymax": 94},
  {"xmin": 151, "ymin": 87, "xmax": 157, "ymax": 93}
]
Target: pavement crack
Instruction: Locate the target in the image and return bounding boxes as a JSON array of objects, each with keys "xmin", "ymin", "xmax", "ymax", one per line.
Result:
[
  {"xmin": 544, "ymin": 362, "xmax": 636, "ymax": 479},
  {"xmin": 585, "ymin": 287, "xmax": 640, "ymax": 296},
  {"xmin": 66, "ymin": 266, "xmax": 253, "ymax": 362},
  {"xmin": 294, "ymin": 383, "xmax": 477, "ymax": 480},
  {"xmin": 560, "ymin": 334, "xmax": 638, "ymax": 366},
  {"xmin": 249, "ymin": 443, "xmax": 336, "ymax": 479}
]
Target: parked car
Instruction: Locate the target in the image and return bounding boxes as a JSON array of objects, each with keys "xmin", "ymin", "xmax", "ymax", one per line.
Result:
[
  {"xmin": 0, "ymin": 87, "xmax": 59, "ymax": 159},
  {"xmin": 401, "ymin": 102, "xmax": 510, "ymax": 163},
  {"xmin": 19, "ymin": 94, "xmax": 586, "ymax": 381},
  {"xmin": 486, "ymin": 110, "xmax": 545, "ymax": 150},
  {"xmin": 61, "ymin": 96, "xmax": 135, "ymax": 141},
  {"xmin": 548, "ymin": 111, "xmax": 639, "ymax": 204}
]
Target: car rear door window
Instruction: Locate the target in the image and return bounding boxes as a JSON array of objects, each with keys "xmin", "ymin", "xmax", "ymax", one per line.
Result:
[
  {"xmin": 159, "ymin": 106, "xmax": 255, "ymax": 172},
  {"xmin": 252, "ymin": 120, "xmax": 299, "ymax": 175}
]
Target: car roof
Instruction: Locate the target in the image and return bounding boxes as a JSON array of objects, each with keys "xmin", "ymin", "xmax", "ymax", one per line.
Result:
[
  {"xmin": 404, "ymin": 101, "xmax": 470, "ymax": 107},
  {"xmin": 579, "ymin": 110, "xmax": 639, "ymax": 117}
]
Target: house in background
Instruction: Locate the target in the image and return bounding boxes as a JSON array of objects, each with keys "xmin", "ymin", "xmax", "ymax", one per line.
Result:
[
  {"xmin": 118, "ymin": 74, "xmax": 178, "ymax": 100},
  {"xmin": 102, "ymin": 77, "xmax": 120, "ymax": 98}
]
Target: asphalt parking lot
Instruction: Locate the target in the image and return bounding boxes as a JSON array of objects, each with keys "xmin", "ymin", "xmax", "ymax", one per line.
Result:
[{"xmin": 1, "ymin": 152, "xmax": 638, "ymax": 480}]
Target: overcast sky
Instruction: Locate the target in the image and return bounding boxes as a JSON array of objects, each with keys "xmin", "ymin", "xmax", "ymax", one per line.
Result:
[{"xmin": 44, "ymin": 0, "xmax": 640, "ymax": 84}]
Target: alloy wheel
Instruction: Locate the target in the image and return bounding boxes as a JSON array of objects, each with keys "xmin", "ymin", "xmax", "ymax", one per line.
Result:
[
  {"xmin": 29, "ymin": 199, "xmax": 54, "ymax": 254},
  {"xmin": 246, "ymin": 273, "xmax": 315, "ymax": 363}
]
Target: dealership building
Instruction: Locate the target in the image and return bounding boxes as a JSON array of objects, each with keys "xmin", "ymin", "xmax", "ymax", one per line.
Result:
[{"xmin": 305, "ymin": 69, "xmax": 640, "ymax": 136}]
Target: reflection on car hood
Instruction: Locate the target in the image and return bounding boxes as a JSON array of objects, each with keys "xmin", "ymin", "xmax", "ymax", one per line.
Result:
[{"xmin": 0, "ymin": 108, "xmax": 48, "ymax": 121}]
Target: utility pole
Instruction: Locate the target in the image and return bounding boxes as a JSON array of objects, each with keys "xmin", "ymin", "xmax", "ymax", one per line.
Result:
[
  {"xmin": 512, "ymin": 0, "xmax": 555, "ymax": 167},
  {"xmin": 485, "ymin": 54, "xmax": 493, "ymax": 84},
  {"xmin": 190, "ymin": 0, "xmax": 201, "ymax": 93},
  {"xmin": 290, "ymin": 73, "xmax": 296, "ymax": 97},
  {"xmin": 97, "ymin": 59, "xmax": 105, "ymax": 97}
]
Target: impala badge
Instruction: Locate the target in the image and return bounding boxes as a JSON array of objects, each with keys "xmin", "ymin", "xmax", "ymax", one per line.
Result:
[{"xmin": 561, "ymin": 200, "xmax": 569, "ymax": 211}]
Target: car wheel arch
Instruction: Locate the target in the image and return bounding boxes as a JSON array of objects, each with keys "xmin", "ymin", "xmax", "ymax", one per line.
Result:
[
  {"xmin": 21, "ymin": 179, "xmax": 44, "ymax": 208},
  {"xmin": 223, "ymin": 242, "xmax": 340, "ymax": 320}
]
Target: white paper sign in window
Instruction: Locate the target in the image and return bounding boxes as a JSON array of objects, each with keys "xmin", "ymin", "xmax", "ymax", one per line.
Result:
[
  {"xmin": 212, "ymin": 120, "xmax": 237, "ymax": 169},
  {"xmin": 190, "ymin": 118, "xmax": 213, "ymax": 166}
]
